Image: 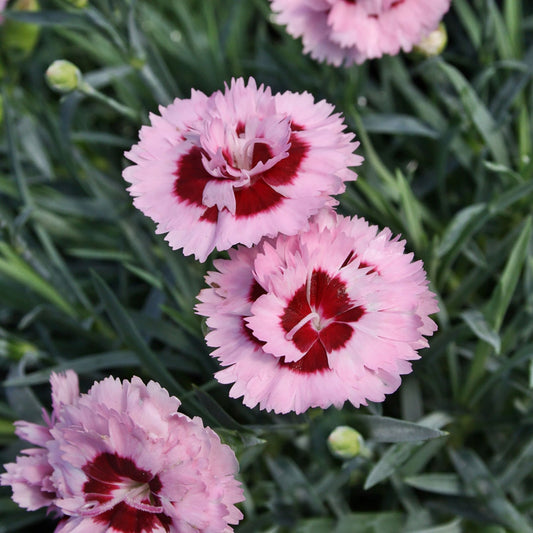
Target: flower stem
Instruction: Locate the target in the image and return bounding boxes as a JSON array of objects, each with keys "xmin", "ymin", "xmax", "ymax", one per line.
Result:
[{"xmin": 78, "ymin": 81, "xmax": 139, "ymax": 121}]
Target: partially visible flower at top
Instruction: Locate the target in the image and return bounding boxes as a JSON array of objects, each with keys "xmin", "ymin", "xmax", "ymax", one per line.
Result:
[
  {"xmin": 1, "ymin": 371, "xmax": 244, "ymax": 533},
  {"xmin": 123, "ymin": 77, "xmax": 362, "ymax": 262},
  {"xmin": 270, "ymin": 0, "xmax": 451, "ymax": 66},
  {"xmin": 0, "ymin": 0, "xmax": 8, "ymax": 23},
  {"xmin": 196, "ymin": 209, "xmax": 438, "ymax": 414}
]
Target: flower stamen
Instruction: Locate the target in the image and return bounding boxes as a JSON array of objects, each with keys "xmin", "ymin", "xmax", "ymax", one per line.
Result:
[{"xmin": 285, "ymin": 311, "xmax": 320, "ymax": 341}]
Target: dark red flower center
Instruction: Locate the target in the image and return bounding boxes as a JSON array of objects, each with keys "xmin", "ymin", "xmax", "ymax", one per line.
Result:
[
  {"xmin": 173, "ymin": 123, "xmax": 308, "ymax": 222},
  {"xmin": 82, "ymin": 452, "xmax": 171, "ymax": 533},
  {"xmin": 279, "ymin": 269, "xmax": 365, "ymax": 374}
]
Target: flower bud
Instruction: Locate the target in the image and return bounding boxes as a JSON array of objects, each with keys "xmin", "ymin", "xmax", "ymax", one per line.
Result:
[
  {"xmin": 64, "ymin": 0, "xmax": 88, "ymax": 8},
  {"xmin": 45, "ymin": 59, "xmax": 82, "ymax": 93},
  {"xmin": 414, "ymin": 23, "xmax": 448, "ymax": 58},
  {"xmin": 1, "ymin": 0, "xmax": 40, "ymax": 58},
  {"xmin": 327, "ymin": 426, "xmax": 370, "ymax": 460}
]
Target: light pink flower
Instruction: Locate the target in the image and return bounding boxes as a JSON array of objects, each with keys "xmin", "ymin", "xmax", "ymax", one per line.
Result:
[
  {"xmin": 0, "ymin": 0, "xmax": 8, "ymax": 23},
  {"xmin": 1, "ymin": 371, "xmax": 244, "ymax": 533},
  {"xmin": 123, "ymin": 77, "xmax": 362, "ymax": 261},
  {"xmin": 270, "ymin": 0, "xmax": 451, "ymax": 66},
  {"xmin": 196, "ymin": 209, "xmax": 438, "ymax": 414}
]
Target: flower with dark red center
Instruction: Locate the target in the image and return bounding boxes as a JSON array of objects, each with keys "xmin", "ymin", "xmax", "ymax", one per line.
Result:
[
  {"xmin": 123, "ymin": 77, "xmax": 362, "ymax": 261},
  {"xmin": 196, "ymin": 209, "xmax": 438, "ymax": 414},
  {"xmin": 1, "ymin": 371, "xmax": 244, "ymax": 533},
  {"xmin": 270, "ymin": 0, "xmax": 451, "ymax": 66}
]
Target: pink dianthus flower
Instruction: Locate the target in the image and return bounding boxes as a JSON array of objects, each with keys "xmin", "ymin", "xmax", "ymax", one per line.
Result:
[
  {"xmin": 196, "ymin": 209, "xmax": 438, "ymax": 414},
  {"xmin": 0, "ymin": 0, "xmax": 8, "ymax": 23},
  {"xmin": 270, "ymin": 0, "xmax": 451, "ymax": 66},
  {"xmin": 1, "ymin": 371, "xmax": 244, "ymax": 533},
  {"xmin": 123, "ymin": 77, "xmax": 362, "ymax": 262}
]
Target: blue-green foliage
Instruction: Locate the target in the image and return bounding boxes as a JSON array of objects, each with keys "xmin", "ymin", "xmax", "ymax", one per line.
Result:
[{"xmin": 1, "ymin": 0, "xmax": 533, "ymax": 531}]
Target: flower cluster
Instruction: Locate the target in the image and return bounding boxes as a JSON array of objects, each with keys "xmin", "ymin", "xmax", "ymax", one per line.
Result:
[
  {"xmin": 124, "ymin": 75, "xmax": 438, "ymax": 415},
  {"xmin": 123, "ymin": 78, "xmax": 362, "ymax": 262},
  {"xmin": 196, "ymin": 209, "xmax": 438, "ymax": 414},
  {"xmin": 270, "ymin": 0, "xmax": 452, "ymax": 66},
  {"xmin": 1, "ymin": 371, "xmax": 244, "ymax": 533}
]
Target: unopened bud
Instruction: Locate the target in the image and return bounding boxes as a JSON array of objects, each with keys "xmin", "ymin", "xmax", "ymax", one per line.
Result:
[
  {"xmin": 327, "ymin": 426, "xmax": 370, "ymax": 460},
  {"xmin": 2, "ymin": 0, "xmax": 40, "ymax": 57},
  {"xmin": 45, "ymin": 59, "xmax": 82, "ymax": 93},
  {"xmin": 64, "ymin": 0, "xmax": 88, "ymax": 7},
  {"xmin": 414, "ymin": 23, "xmax": 447, "ymax": 57}
]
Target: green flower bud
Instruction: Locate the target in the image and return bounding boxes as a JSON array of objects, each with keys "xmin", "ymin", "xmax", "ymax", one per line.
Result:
[
  {"xmin": 2, "ymin": 0, "xmax": 40, "ymax": 59},
  {"xmin": 413, "ymin": 23, "xmax": 448, "ymax": 58},
  {"xmin": 64, "ymin": 0, "xmax": 88, "ymax": 8},
  {"xmin": 45, "ymin": 59, "xmax": 82, "ymax": 93},
  {"xmin": 327, "ymin": 426, "xmax": 370, "ymax": 460}
]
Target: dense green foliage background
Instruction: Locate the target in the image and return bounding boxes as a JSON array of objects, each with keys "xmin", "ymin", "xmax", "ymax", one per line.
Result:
[{"xmin": 1, "ymin": 0, "xmax": 533, "ymax": 531}]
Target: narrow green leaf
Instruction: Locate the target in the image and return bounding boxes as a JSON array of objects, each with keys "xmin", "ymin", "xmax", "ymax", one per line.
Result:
[
  {"xmin": 485, "ymin": 216, "xmax": 532, "ymax": 330},
  {"xmin": 364, "ymin": 443, "xmax": 419, "ymax": 489},
  {"xmin": 395, "ymin": 169, "xmax": 427, "ymax": 251},
  {"xmin": 3, "ymin": 351, "xmax": 138, "ymax": 387},
  {"xmin": 451, "ymin": 449, "xmax": 533, "ymax": 532},
  {"xmin": 461, "ymin": 310, "xmax": 501, "ymax": 354},
  {"xmin": 404, "ymin": 473, "xmax": 464, "ymax": 496},
  {"xmin": 504, "ymin": 0, "xmax": 523, "ymax": 56},
  {"xmin": 498, "ymin": 436, "xmax": 533, "ymax": 489},
  {"xmin": 266, "ymin": 456, "xmax": 327, "ymax": 513},
  {"xmin": 335, "ymin": 512, "xmax": 404, "ymax": 533},
  {"xmin": 409, "ymin": 520, "xmax": 462, "ymax": 533},
  {"xmin": 353, "ymin": 414, "xmax": 447, "ymax": 443},
  {"xmin": 488, "ymin": 0, "xmax": 514, "ymax": 60},
  {"xmin": 437, "ymin": 204, "xmax": 488, "ymax": 258},
  {"xmin": 295, "ymin": 518, "xmax": 335, "ymax": 533},
  {"xmin": 437, "ymin": 61, "xmax": 510, "ymax": 167},
  {"xmin": 453, "ymin": 0, "xmax": 481, "ymax": 47},
  {"xmin": 361, "ymin": 114, "xmax": 439, "ymax": 138},
  {"xmin": 0, "ymin": 243, "xmax": 77, "ymax": 317},
  {"xmin": 91, "ymin": 272, "xmax": 184, "ymax": 397}
]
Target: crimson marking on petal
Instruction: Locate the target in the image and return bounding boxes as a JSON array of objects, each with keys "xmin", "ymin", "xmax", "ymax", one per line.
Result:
[
  {"xmin": 249, "ymin": 279, "xmax": 267, "ymax": 303},
  {"xmin": 280, "ymin": 341, "xmax": 330, "ymax": 374},
  {"xmin": 291, "ymin": 123, "xmax": 304, "ymax": 132},
  {"xmin": 308, "ymin": 269, "xmax": 329, "ymax": 310},
  {"xmin": 242, "ymin": 319, "xmax": 266, "ymax": 348},
  {"xmin": 94, "ymin": 501, "xmax": 172, "ymax": 533},
  {"xmin": 291, "ymin": 322, "xmax": 319, "ymax": 353},
  {"xmin": 261, "ymin": 134, "xmax": 308, "ymax": 188},
  {"xmin": 174, "ymin": 147, "xmax": 210, "ymax": 206},
  {"xmin": 252, "ymin": 143, "xmax": 273, "ymax": 167},
  {"xmin": 83, "ymin": 452, "xmax": 171, "ymax": 532},
  {"xmin": 316, "ymin": 272, "xmax": 353, "ymax": 319},
  {"xmin": 391, "ymin": 0, "xmax": 405, "ymax": 7},
  {"xmin": 336, "ymin": 305, "xmax": 365, "ymax": 323},
  {"xmin": 320, "ymin": 322, "xmax": 353, "ymax": 352},
  {"xmin": 341, "ymin": 251, "xmax": 357, "ymax": 268},
  {"xmin": 281, "ymin": 285, "xmax": 312, "ymax": 336},
  {"xmin": 359, "ymin": 261, "xmax": 378, "ymax": 275},
  {"xmin": 174, "ymin": 146, "xmax": 217, "ymax": 223},
  {"xmin": 234, "ymin": 178, "xmax": 285, "ymax": 217},
  {"xmin": 200, "ymin": 205, "xmax": 218, "ymax": 223}
]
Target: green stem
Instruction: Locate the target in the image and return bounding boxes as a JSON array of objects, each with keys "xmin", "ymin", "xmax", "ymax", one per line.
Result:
[{"xmin": 78, "ymin": 81, "xmax": 139, "ymax": 121}]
